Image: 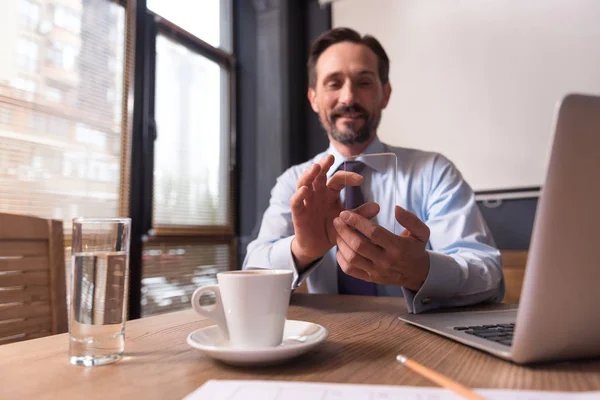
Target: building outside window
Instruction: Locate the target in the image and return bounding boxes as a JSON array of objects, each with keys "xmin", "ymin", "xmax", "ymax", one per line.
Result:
[
  {"xmin": 19, "ymin": 0, "xmax": 40, "ymax": 31},
  {"xmin": 0, "ymin": 107, "xmax": 11, "ymax": 126},
  {"xmin": 53, "ymin": 5, "xmax": 81, "ymax": 34},
  {"xmin": 0, "ymin": 0, "xmax": 127, "ymax": 232},
  {"xmin": 45, "ymin": 86, "xmax": 64, "ymax": 102},
  {"xmin": 17, "ymin": 37, "xmax": 39, "ymax": 73},
  {"xmin": 46, "ymin": 40, "xmax": 79, "ymax": 71},
  {"xmin": 11, "ymin": 77, "xmax": 37, "ymax": 102}
]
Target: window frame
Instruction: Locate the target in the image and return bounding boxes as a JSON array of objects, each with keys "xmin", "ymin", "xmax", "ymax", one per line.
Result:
[
  {"xmin": 127, "ymin": 1, "xmax": 237, "ymax": 319},
  {"xmin": 150, "ymin": 11, "xmax": 235, "ymax": 237}
]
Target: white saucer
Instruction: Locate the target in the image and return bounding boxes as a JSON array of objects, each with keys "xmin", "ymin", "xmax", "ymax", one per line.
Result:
[{"xmin": 186, "ymin": 320, "xmax": 328, "ymax": 367}]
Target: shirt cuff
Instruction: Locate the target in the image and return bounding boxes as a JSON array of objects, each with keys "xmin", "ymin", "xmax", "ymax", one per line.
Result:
[
  {"xmin": 402, "ymin": 250, "xmax": 461, "ymax": 313},
  {"xmin": 266, "ymin": 235, "xmax": 324, "ymax": 289}
]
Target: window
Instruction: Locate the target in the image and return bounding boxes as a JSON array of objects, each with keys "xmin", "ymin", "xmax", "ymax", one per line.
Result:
[
  {"xmin": 25, "ymin": 111, "xmax": 69, "ymax": 138},
  {"xmin": 2, "ymin": 0, "xmax": 233, "ymax": 320},
  {"xmin": 48, "ymin": 115, "xmax": 69, "ymax": 138},
  {"xmin": 147, "ymin": 0, "xmax": 232, "ymax": 51},
  {"xmin": 45, "ymin": 86, "xmax": 64, "ymax": 103},
  {"xmin": 20, "ymin": 0, "xmax": 40, "ymax": 31},
  {"xmin": 75, "ymin": 123, "xmax": 107, "ymax": 150},
  {"xmin": 53, "ymin": 5, "xmax": 81, "ymax": 34},
  {"xmin": 46, "ymin": 40, "xmax": 79, "ymax": 71},
  {"xmin": 0, "ymin": 107, "xmax": 11, "ymax": 126},
  {"xmin": 0, "ymin": 0, "xmax": 129, "ymax": 232},
  {"xmin": 27, "ymin": 110, "xmax": 46, "ymax": 133},
  {"xmin": 11, "ymin": 77, "xmax": 37, "ymax": 102},
  {"xmin": 141, "ymin": 0, "xmax": 234, "ymax": 316},
  {"xmin": 17, "ymin": 37, "xmax": 39, "ymax": 73},
  {"xmin": 153, "ymin": 36, "xmax": 229, "ymax": 226}
]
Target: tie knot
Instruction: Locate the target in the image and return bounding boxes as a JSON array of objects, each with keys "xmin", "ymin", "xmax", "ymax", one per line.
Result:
[{"xmin": 340, "ymin": 160, "xmax": 365, "ymax": 174}]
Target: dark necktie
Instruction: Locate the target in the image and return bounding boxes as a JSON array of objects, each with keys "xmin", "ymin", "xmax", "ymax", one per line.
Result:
[{"xmin": 337, "ymin": 161, "xmax": 378, "ymax": 296}]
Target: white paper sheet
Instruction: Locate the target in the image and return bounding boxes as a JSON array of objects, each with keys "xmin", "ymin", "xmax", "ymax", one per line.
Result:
[{"xmin": 184, "ymin": 380, "xmax": 600, "ymax": 400}]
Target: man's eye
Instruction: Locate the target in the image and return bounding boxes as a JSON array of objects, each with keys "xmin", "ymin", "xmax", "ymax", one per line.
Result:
[
  {"xmin": 359, "ymin": 80, "xmax": 372, "ymax": 87},
  {"xmin": 327, "ymin": 81, "xmax": 341, "ymax": 89}
]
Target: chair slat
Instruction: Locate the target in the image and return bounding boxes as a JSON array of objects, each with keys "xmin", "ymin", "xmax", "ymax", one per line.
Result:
[
  {"xmin": 0, "ymin": 287, "xmax": 50, "ymax": 304},
  {"xmin": 0, "ymin": 241, "xmax": 48, "ymax": 258},
  {"xmin": 0, "ymin": 257, "xmax": 49, "ymax": 272},
  {"xmin": 0, "ymin": 271, "xmax": 49, "ymax": 288},
  {"xmin": 0, "ymin": 316, "xmax": 52, "ymax": 338},
  {"xmin": 0, "ymin": 303, "xmax": 51, "ymax": 322},
  {"xmin": 0, "ymin": 331, "xmax": 51, "ymax": 345}
]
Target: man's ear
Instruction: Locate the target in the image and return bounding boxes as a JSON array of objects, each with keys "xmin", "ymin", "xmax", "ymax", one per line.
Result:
[
  {"xmin": 308, "ymin": 87, "xmax": 319, "ymax": 113},
  {"xmin": 381, "ymin": 82, "xmax": 392, "ymax": 109}
]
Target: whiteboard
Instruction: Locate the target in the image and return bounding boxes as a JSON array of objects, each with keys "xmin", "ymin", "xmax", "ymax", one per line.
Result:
[{"xmin": 333, "ymin": 0, "xmax": 600, "ymax": 191}]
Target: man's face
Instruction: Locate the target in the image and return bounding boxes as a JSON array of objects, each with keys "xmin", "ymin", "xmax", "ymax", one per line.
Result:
[{"xmin": 308, "ymin": 42, "xmax": 391, "ymax": 146}]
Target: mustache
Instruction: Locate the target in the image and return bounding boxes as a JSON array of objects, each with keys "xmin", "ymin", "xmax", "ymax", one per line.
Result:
[{"xmin": 330, "ymin": 105, "xmax": 369, "ymax": 120}]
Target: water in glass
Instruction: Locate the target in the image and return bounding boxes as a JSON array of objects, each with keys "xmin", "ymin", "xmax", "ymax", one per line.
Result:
[{"xmin": 69, "ymin": 251, "xmax": 129, "ymax": 366}]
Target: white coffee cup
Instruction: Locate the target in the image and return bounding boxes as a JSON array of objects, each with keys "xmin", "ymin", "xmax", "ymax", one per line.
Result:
[{"xmin": 191, "ymin": 269, "xmax": 293, "ymax": 348}]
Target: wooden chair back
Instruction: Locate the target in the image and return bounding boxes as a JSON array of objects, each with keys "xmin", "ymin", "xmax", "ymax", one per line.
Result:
[
  {"xmin": 500, "ymin": 250, "xmax": 528, "ymax": 304},
  {"xmin": 0, "ymin": 213, "xmax": 68, "ymax": 344}
]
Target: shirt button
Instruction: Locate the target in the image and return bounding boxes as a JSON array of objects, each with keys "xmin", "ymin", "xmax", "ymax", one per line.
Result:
[{"xmin": 422, "ymin": 297, "xmax": 432, "ymax": 305}]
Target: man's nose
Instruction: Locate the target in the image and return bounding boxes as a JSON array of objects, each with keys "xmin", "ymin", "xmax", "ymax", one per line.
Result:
[{"xmin": 339, "ymin": 82, "xmax": 356, "ymax": 105}]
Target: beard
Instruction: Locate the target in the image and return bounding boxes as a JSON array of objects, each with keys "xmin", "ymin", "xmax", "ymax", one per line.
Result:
[{"xmin": 322, "ymin": 104, "xmax": 381, "ymax": 145}]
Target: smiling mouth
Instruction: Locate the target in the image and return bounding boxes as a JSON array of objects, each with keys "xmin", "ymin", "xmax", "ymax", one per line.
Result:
[{"xmin": 336, "ymin": 114, "xmax": 364, "ymax": 120}]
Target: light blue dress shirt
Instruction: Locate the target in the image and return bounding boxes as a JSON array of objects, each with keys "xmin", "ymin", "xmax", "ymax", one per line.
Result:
[{"xmin": 243, "ymin": 137, "xmax": 504, "ymax": 313}]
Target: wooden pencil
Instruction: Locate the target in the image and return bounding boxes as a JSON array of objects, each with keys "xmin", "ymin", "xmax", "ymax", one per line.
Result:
[{"xmin": 396, "ymin": 354, "xmax": 486, "ymax": 400}]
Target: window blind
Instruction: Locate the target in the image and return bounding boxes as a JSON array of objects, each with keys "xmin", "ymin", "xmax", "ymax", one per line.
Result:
[
  {"xmin": 141, "ymin": 242, "xmax": 230, "ymax": 317},
  {"xmin": 152, "ymin": 34, "xmax": 232, "ymax": 229},
  {"xmin": 0, "ymin": 0, "xmax": 130, "ymax": 230}
]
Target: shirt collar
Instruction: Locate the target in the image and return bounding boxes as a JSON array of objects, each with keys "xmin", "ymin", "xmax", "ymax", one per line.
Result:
[{"xmin": 326, "ymin": 136, "xmax": 388, "ymax": 177}]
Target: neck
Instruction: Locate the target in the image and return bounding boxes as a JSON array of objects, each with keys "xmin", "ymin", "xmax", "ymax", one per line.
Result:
[{"xmin": 330, "ymin": 135, "xmax": 377, "ymax": 157}]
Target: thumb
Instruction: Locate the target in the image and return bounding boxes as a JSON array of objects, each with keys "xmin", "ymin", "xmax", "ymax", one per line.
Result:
[
  {"xmin": 395, "ymin": 205, "xmax": 430, "ymax": 243},
  {"xmin": 353, "ymin": 202, "xmax": 380, "ymax": 220}
]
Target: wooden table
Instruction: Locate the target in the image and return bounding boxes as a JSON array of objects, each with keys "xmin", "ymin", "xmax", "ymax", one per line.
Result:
[{"xmin": 1, "ymin": 294, "xmax": 600, "ymax": 399}]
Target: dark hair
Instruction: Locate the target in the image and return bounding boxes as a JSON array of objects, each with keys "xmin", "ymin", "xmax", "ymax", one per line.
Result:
[{"xmin": 307, "ymin": 27, "xmax": 390, "ymax": 88}]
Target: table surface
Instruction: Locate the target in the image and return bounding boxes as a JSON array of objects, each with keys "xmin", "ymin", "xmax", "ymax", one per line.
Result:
[{"xmin": 1, "ymin": 294, "xmax": 600, "ymax": 399}]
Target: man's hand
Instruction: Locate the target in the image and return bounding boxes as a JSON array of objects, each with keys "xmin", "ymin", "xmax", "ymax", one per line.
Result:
[
  {"xmin": 333, "ymin": 205, "xmax": 431, "ymax": 291},
  {"xmin": 290, "ymin": 155, "xmax": 373, "ymax": 270}
]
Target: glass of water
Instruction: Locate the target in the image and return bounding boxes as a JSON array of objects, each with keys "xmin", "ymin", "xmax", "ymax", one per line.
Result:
[{"xmin": 69, "ymin": 217, "xmax": 131, "ymax": 366}]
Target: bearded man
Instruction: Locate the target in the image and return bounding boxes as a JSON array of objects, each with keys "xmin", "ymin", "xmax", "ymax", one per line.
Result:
[{"xmin": 243, "ymin": 27, "xmax": 504, "ymax": 313}]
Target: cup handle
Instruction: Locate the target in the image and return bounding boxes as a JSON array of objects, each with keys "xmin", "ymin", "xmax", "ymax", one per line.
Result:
[{"xmin": 191, "ymin": 285, "xmax": 228, "ymax": 337}]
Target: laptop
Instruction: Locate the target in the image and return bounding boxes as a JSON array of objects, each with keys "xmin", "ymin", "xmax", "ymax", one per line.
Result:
[{"xmin": 398, "ymin": 93, "xmax": 600, "ymax": 364}]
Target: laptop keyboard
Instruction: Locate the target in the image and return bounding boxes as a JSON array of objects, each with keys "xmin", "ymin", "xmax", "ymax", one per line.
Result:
[{"xmin": 453, "ymin": 323, "xmax": 515, "ymax": 346}]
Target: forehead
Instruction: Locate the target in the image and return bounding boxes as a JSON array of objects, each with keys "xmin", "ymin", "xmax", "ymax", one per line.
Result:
[{"xmin": 315, "ymin": 41, "xmax": 379, "ymax": 82}]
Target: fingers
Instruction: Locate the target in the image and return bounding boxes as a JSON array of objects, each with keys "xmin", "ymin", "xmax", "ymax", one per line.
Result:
[
  {"xmin": 395, "ymin": 205, "xmax": 430, "ymax": 243},
  {"xmin": 297, "ymin": 163, "xmax": 321, "ymax": 190},
  {"xmin": 314, "ymin": 155, "xmax": 335, "ymax": 191},
  {"xmin": 318, "ymin": 154, "xmax": 335, "ymax": 174},
  {"xmin": 312, "ymin": 170, "xmax": 327, "ymax": 192},
  {"xmin": 336, "ymin": 232, "xmax": 374, "ymax": 272},
  {"xmin": 327, "ymin": 171, "xmax": 363, "ymax": 191},
  {"xmin": 298, "ymin": 155, "xmax": 334, "ymax": 192},
  {"xmin": 334, "ymin": 217, "xmax": 384, "ymax": 261},
  {"xmin": 353, "ymin": 202, "xmax": 380, "ymax": 220},
  {"xmin": 290, "ymin": 186, "xmax": 309, "ymax": 214},
  {"xmin": 338, "ymin": 209, "xmax": 390, "ymax": 247},
  {"xmin": 336, "ymin": 251, "xmax": 373, "ymax": 282}
]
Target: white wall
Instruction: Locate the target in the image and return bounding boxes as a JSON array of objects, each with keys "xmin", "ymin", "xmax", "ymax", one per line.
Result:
[{"xmin": 333, "ymin": 0, "xmax": 600, "ymax": 191}]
